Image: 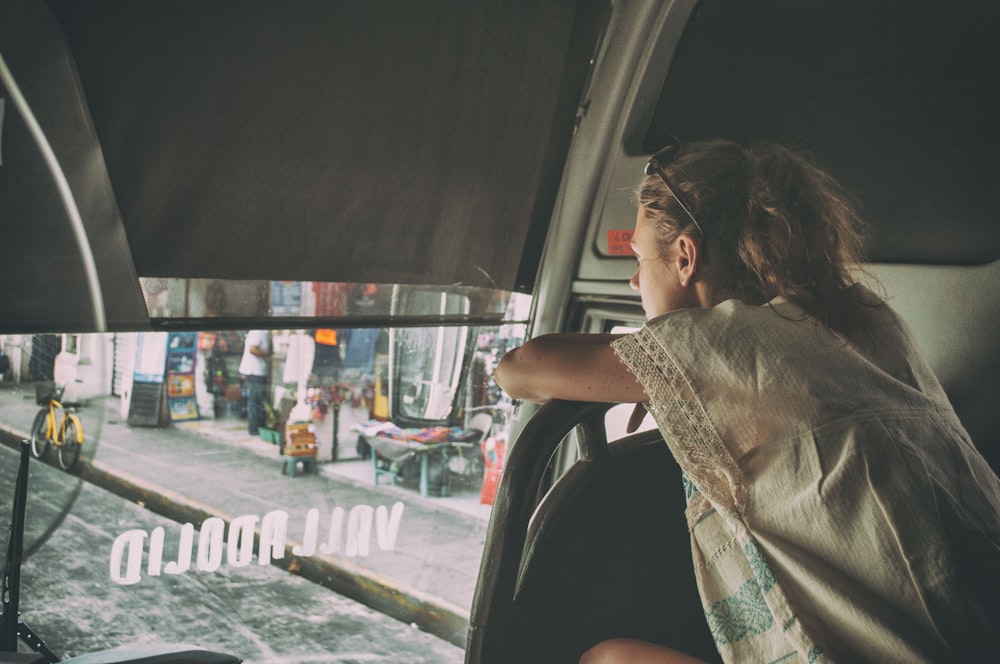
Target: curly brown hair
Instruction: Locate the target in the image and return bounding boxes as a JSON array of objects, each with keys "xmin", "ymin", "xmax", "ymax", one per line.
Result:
[{"xmin": 638, "ymin": 138, "xmax": 880, "ymax": 339}]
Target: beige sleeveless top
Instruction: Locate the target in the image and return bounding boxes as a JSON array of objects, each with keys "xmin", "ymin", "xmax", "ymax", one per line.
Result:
[{"xmin": 612, "ymin": 292, "xmax": 1000, "ymax": 662}]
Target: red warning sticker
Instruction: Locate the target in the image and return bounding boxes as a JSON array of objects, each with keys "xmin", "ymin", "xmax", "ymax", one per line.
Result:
[{"xmin": 607, "ymin": 229, "xmax": 635, "ymax": 256}]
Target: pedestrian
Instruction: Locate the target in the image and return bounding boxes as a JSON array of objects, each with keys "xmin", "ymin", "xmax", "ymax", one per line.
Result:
[
  {"xmin": 494, "ymin": 138, "xmax": 1000, "ymax": 663},
  {"xmin": 238, "ymin": 330, "xmax": 271, "ymax": 436}
]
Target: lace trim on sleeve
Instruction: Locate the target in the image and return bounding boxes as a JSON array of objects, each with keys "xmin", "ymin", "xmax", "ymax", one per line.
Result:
[{"xmin": 613, "ymin": 327, "xmax": 746, "ymax": 515}]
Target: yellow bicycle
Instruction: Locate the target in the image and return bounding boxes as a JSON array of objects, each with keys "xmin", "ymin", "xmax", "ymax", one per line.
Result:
[{"xmin": 29, "ymin": 382, "xmax": 84, "ymax": 471}]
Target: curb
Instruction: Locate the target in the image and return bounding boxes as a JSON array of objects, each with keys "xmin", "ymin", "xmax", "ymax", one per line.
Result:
[{"xmin": 0, "ymin": 426, "xmax": 470, "ymax": 648}]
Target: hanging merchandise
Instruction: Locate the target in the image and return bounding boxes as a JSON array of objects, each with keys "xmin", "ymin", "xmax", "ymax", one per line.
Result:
[
  {"xmin": 315, "ymin": 328, "xmax": 338, "ymax": 346},
  {"xmin": 480, "ymin": 436, "xmax": 507, "ymax": 506},
  {"xmin": 206, "ymin": 337, "xmax": 228, "ymax": 396}
]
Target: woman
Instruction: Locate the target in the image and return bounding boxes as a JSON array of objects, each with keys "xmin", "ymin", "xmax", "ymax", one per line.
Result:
[{"xmin": 495, "ymin": 139, "xmax": 1000, "ymax": 662}]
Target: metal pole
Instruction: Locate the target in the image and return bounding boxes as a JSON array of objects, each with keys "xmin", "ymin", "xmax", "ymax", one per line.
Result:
[
  {"xmin": 331, "ymin": 402, "xmax": 340, "ymax": 462},
  {"xmin": 1, "ymin": 442, "xmax": 30, "ymax": 652}
]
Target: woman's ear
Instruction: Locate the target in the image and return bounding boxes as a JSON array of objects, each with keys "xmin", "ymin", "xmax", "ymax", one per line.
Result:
[{"xmin": 673, "ymin": 233, "xmax": 702, "ymax": 287}]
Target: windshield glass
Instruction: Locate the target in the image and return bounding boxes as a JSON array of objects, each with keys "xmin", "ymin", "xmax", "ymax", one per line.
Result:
[{"xmin": 0, "ymin": 299, "xmax": 527, "ymax": 660}]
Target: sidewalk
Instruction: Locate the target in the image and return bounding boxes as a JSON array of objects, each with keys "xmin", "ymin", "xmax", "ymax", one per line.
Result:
[{"xmin": 0, "ymin": 381, "xmax": 492, "ymax": 648}]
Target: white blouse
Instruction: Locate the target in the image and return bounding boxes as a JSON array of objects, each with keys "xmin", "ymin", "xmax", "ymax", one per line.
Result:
[{"xmin": 612, "ymin": 291, "xmax": 1000, "ymax": 662}]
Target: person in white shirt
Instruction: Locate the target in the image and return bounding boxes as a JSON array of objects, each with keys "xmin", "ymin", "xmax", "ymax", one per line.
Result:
[{"xmin": 238, "ymin": 330, "xmax": 271, "ymax": 435}]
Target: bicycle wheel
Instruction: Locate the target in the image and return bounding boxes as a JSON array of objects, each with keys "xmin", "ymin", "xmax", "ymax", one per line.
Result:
[
  {"xmin": 57, "ymin": 418, "xmax": 82, "ymax": 471},
  {"xmin": 30, "ymin": 409, "xmax": 51, "ymax": 459}
]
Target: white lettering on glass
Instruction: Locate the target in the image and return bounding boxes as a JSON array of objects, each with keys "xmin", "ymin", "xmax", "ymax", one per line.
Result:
[
  {"xmin": 375, "ymin": 502, "xmax": 405, "ymax": 550},
  {"xmin": 197, "ymin": 517, "xmax": 225, "ymax": 572},
  {"xmin": 147, "ymin": 526, "xmax": 165, "ymax": 576},
  {"xmin": 319, "ymin": 506, "xmax": 345, "ymax": 555},
  {"xmin": 109, "ymin": 529, "xmax": 146, "ymax": 585},
  {"xmin": 163, "ymin": 522, "xmax": 194, "ymax": 575},
  {"xmin": 292, "ymin": 508, "xmax": 320, "ymax": 557},
  {"xmin": 258, "ymin": 509, "xmax": 289, "ymax": 566},
  {"xmin": 227, "ymin": 514, "xmax": 259, "ymax": 567},
  {"xmin": 108, "ymin": 502, "xmax": 405, "ymax": 585},
  {"xmin": 346, "ymin": 505, "xmax": 374, "ymax": 557}
]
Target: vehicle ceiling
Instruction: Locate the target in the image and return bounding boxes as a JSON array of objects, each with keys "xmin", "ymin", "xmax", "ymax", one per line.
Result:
[
  {"xmin": 1, "ymin": 0, "xmax": 997, "ymax": 334},
  {"xmin": 645, "ymin": 0, "xmax": 1000, "ymax": 265}
]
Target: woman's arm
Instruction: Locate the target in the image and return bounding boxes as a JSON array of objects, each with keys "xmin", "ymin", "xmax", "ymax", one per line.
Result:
[{"xmin": 494, "ymin": 333, "xmax": 648, "ymax": 404}]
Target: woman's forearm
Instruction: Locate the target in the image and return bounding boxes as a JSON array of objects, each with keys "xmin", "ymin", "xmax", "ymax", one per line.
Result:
[
  {"xmin": 534, "ymin": 333, "xmax": 627, "ymax": 345},
  {"xmin": 494, "ymin": 333, "xmax": 646, "ymax": 404}
]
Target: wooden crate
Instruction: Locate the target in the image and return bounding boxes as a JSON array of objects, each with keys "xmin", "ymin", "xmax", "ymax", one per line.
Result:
[{"xmin": 285, "ymin": 423, "xmax": 317, "ymax": 457}]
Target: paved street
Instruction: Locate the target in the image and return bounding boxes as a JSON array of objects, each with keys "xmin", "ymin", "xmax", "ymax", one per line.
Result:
[
  {"xmin": 1, "ymin": 443, "xmax": 465, "ymax": 663},
  {"xmin": 0, "ymin": 380, "xmax": 491, "ymax": 662}
]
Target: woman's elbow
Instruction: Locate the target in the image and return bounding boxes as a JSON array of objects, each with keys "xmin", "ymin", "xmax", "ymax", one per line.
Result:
[{"xmin": 494, "ymin": 348, "xmax": 544, "ymax": 402}]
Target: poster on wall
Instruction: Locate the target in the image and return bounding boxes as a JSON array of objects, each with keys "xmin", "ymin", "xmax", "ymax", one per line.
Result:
[
  {"xmin": 166, "ymin": 332, "xmax": 199, "ymax": 421},
  {"xmin": 133, "ymin": 333, "xmax": 168, "ymax": 383},
  {"xmin": 271, "ymin": 281, "xmax": 303, "ymax": 316}
]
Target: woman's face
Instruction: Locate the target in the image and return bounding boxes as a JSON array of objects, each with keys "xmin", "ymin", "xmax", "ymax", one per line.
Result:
[{"xmin": 629, "ymin": 208, "xmax": 695, "ymax": 319}]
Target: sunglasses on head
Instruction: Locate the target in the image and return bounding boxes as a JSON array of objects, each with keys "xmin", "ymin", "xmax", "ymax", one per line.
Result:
[{"xmin": 644, "ymin": 138, "xmax": 704, "ymax": 238}]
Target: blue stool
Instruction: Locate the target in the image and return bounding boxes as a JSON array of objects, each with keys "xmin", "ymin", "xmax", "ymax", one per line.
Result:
[{"xmin": 281, "ymin": 455, "xmax": 317, "ymax": 477}]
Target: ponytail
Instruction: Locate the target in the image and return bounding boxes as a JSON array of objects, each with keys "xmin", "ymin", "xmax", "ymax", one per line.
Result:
[{"xmin": 639, "ymin": 138, "xmax": 880, "ymax": 339}]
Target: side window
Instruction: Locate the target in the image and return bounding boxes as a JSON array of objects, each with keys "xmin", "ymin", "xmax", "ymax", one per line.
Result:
[
  {"xmin": 62, "ymin": 334, "xmax": 78, "ymax": 356},
  {"xmin": 531, "ymin": 312, "xmax": 652, "ymax": 484},
  {"xmin": 603, "ymin": 319, "xmax": 657, "ymax": 441}
]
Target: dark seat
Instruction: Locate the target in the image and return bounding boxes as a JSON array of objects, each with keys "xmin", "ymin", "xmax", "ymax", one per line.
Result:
[
  {"xmin": 467, "ymin": 401, "xmax": 719, "ymax": 664},
  {"xmin": 60, "ymin": 644, "xmax": 240, "ymax": 664}
]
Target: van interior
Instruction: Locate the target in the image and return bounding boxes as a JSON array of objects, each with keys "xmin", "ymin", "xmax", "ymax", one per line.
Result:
[{"xmin": 1, "ymin": 1, "xmax": 997, "ymax": 662}]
